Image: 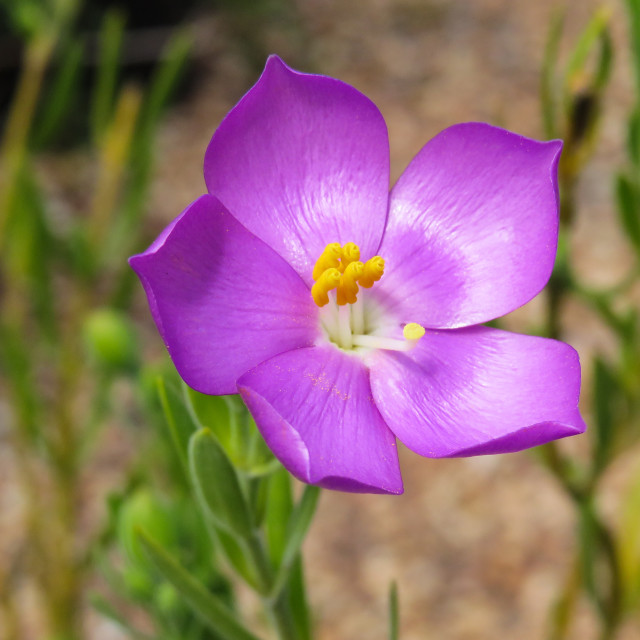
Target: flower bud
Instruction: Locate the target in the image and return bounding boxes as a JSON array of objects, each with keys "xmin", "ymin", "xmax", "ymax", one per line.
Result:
[{"xmin": 83, "ymin": 308, "xmax": 138, "ymax": 372}]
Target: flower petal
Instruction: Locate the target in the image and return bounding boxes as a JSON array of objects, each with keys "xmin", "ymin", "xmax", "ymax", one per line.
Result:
[
  {"xmin": 237, "ymin": 345, "xmax": 403, "ymax": 494},
  {"xmin": 376, "ymin": 123, "xmax": 562, "ymax": 328},
  {"xmin": 204, "ymin": 55, "xmax": 390, "ymax": 285},
  {"xmin": 369, "ymin": 326, "xmax": 585, "ymax": 457},
  {"xmin": 129, "ymin": 194, "xmax": 319, "ymax": 395}
]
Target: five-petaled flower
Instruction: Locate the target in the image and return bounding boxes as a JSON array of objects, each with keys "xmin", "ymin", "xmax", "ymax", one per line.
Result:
[{"xmin": 130, "ymin": 56, "xmax": 586, "ymax": 495}]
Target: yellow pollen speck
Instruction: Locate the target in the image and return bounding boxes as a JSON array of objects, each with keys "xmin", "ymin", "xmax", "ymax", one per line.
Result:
[
  {"xmin": 403, "ymin": 323, "xmax": 425, "ymax": 341},
  {"xmin": 311, "ymin": 268, "xmax": 341, "ymax": 306},
  {"xmin": 312, "ymin": 243, "xmax": 342, "ymax": 281}
]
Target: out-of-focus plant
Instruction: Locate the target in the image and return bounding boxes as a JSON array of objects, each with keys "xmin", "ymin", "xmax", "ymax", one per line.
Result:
[
  {"xmin": 0, "ymin": 1, "xmax": 191, "ymax": 637},
  {"xmin": 538, "ymin": 4, "xmax": 640, "ymax": 640},
  {"xmin": 94, "ymin": 364, "xmax": 320, "ymax": 640}
]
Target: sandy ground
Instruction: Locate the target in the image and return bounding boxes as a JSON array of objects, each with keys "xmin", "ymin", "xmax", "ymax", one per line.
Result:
[{"xmin": 5, "ymin": 0, "xmax": 640, "ymax": 638}]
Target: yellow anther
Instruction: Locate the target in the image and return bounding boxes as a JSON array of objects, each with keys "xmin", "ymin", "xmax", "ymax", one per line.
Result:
[
  {"xmin": 358, "ymin": 256, "xmax": 385, "ymax": 288},
  {"xmin": 336, "ymin": 261, "xmax": 364, "ymax": 306},
  {"xmin": 339, "ymin": 242, "xmax": 360, "ymax": 272},
  {"xmin": 312, "ymin": 243, "xmax": 342, "ymax": 281},
  {"xmin": 403, "ymin": 323, "xmax": 425, "ymax": 341},
  {"xmin": 311, "ymin": 268, "xmax": 341, "ymax": 306}
]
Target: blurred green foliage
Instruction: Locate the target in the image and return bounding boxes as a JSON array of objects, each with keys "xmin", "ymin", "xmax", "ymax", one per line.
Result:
[
  {"xmin": 539, "ymin": 4, "xmax": 640, "ymax": 639},
  {"xmin": 0, "ymin": 0, "xmax": 192, "ymax": 637},
  {"xmin": 3, "ymin": 1, "xmax": 640, "ymax": 640}
]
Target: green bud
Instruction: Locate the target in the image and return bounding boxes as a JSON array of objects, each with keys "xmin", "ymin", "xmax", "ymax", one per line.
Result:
[
  {"xmin": 83, "ymin": 308, "xmax": 138, "ymax": 372},
  {"xmin": 155, "ymin": 582, "xmax": 180, "ymax": 614}
]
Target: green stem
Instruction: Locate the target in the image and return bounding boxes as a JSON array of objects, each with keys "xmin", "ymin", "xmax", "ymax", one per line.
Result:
[{"xmin": 245, "ymin": 533, "xmax": 299, "ymax": 640}]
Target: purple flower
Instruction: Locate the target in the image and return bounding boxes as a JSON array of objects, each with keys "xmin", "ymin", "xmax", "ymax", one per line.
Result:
[{"xmin": 130, "ymin": 56, "xmax": 585, "ymax": 495}]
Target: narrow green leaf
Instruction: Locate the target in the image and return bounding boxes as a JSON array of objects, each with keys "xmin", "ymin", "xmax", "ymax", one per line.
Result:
[
  {"xmin": 617, "ymin": 173, "xmax": 640, "ymax": 251},
  {"xmin": 12, "ymin": 167, "xmax": 57, "ymax": 340},
  {"xmin": 577, "ymin": 500, "xmax": 603, "ymax": 616},
  {"xmin": 564, "ymin": 8, "xmax": 611, "ymax": 86},
  {"xmin": 627, "ymin": 107, "xmax": 640, "ymax": 166},
  {"xmin": 287, "ymin": 557, "xmax": 312, "ymax": 640},
  {"xmin": 547, "ymin": 558, "xmax": 580, "ymax": 640},
  {"xmin": 183, "ymin": 384, "xmax": 236, "ymax": 454},
  {"xmin": 592, "ymin": 357, "xmax": 620, "ymax": 473},
  {"xmin": 388, "ymin": 581, "xmax": 399, "ymax": 640},
  {"xmin": 625, "ymin": 0, "xmax": 640, "ymax": 93},
  {"xmin": 0, "ymin": 323, "xmax": 41, "ymax": 443},
  {"xmin": 618, "ymin": 467, "xmax": 640, "ymax": 609},
  {"xmin": 91, "ymin": 10, "xmax": 125, "ymax": 144},
  {"xmin": 248, "ymin": 476, "xmax": 269, "ymax": 529},
  {"xmin": 266, "ymin": 468, "xmax": 294, "ymax": 566},
  {"xmin": 33, "ymin": 38, "xmax": 84, "ymax": 147},
  {"xmin": 541, "ymin": 8, "xmax": 564, "ymax": 139},
  {"xmin": 137, "ymin": 530, "xmax": 262, "ymax": 640},
  {"xmin": 593, "ymin": 27, "xmax": 613, "ymax": 91},
  {"xmin": 139, "ymin": 30, "xmax": 192, "ymax": 135},
  {"xmin": 215, "ymin": 526, "xmax": 261, "ymax": 591},
  {"xmin": 270, "ymin": 485, "xmax": 320, "ymax": 600},
  {"xmin": 108, "ymin": 30, "xmax": 193, "ymax": 303},
  {"xmin": 156, "ymin": 376, "xmax": 197, "ymax": 477},
  {"xmin": 189, "ymin": 428, "xmax": 254, "ymax": 539}
]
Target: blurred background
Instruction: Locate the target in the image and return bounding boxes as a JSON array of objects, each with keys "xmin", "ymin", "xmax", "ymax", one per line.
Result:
[{"xmin": 1, "ymin": 0, "xmax": 639, "ymax": 639}]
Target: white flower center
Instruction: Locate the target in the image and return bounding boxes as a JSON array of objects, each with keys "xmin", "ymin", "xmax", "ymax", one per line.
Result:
[
  {"xmin": 311, "ymin": 241, "xmax": 425, "ymax": 354},
  {"xmin": 317, "ymin": 291, "xmax": 424, "ymax": 354}
]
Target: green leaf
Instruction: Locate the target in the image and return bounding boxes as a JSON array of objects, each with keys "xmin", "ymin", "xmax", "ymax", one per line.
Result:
[
  {"xmin": 215, "ymin": 527, "xmax": 261, "ymax": 591},
  {"xmin": 388, "ymin": 581, "xmax": 399, "ymax": 640},
  {"xmin": 266, "ymin": 468, "xmax": 294, "ymax": 566},
  {"xmin": 157, "ymin": 376, "xmax": 197, "ymax": 477},
  {"xmin": 0, "ymin": 323, "xmax": 41, "ymax": 443},
  {"xmin": 183, "ymin": 384, "xmax": 236, "ymax": 454},
  {"xmin": 618, "ymin": 466, "xmax": 640, "ymax": 610},
  {"xmin": 541, "ymin": 8, "xmax": 564, "ymax": 139},
  {"xmin": 270, "ymin": 485, "xmax": 320, "ymax": 601},
  {"xmin": 593, "ymin": 26, "xmax": 613, "ymax": 91},
  {"xmin": 91, "ymin": 10, "xmax": 125, "ymax": 144},
  {"xmin": 139, "ymin": 30, "xmax": 192, "ymax": 136},
  {"xmin": 137, "ymin": 530, "xmax": 262, "ymax": 640},
  {"xmin": 287, "ymin": 557, "xmax": 312, "ymax": 640},
  {"xmin": 564, "ymin": 7, "xmax": 611, "ymax": 87},
  {"xmin": 33, "ymin": 38, "xmax": 84, "ymax": 147},
  {"xmin": 625, "ymin": 0, "xmax": 640, "ymax": 94},
  {"xmin": 617, "ymin": 172, "xmax": 640, "ymax": 251},
  {"xmin": 189, "ymin": 428, "xmax": 254, "ymax": 539},
  {"xmin": 10, "ymin": 166, "xmax": 57, "ymax": 340},
  {"xmin": 592, "ymin": 357, "xmax": 620, "ymax": 473},
  {"xmin": 627, "ymin": 107, "xmax": 640, "ymax": 167},
  {"xmin": 108, "ymin": 30, "xmax": 193, "ymax": 303}
]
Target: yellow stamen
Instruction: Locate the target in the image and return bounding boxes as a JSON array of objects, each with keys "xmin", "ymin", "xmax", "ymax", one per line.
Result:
[
  {"xmin": 336, "ymin": 261, "xmax": 364, "ymax": 306},
  {"xmin": 339, "ymin": 242, "xmax": 360, "ymax": 272},
  {"xmin": 403, "ymin": 323, "xmax": 425, "ymax": 341},
  {"xmin": 311, "ymin": 242, "xmax": 385, "ymax": 308},
  {"xmin": 312, "ymin": 243, "xmax": 342, "ymax": 281},
  {"xmin": 358, "ymin": 256, "xmax": 385, "ymax": 288},
  {"xmin": 311, "ymin": 268, "xmax": 341, "ymax": 307}
]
